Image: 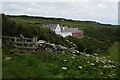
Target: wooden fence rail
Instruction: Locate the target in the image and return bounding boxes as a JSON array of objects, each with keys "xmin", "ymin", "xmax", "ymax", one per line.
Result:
[{"xmin": 1, "ymin": 35, "xmax": 39, "ymax": 54}]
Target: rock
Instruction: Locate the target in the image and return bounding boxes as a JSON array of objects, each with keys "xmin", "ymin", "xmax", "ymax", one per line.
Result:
[
  {"xmin": 47, "ymin": 48, "xmax": 53, "ymax": 52},
  {"xmin": 60, "ymin": 46, "xmax": 68, "ymax": 50},
  {"xmin": 72, "ymin": 51, "xmax": 76, "ymax": 54},
  {"xmin": 61, "ymin": 51, "xmax": 66, "ymax": 54},
  {"xmin": 76, "ymin": 51, "xmax": 79, "ymax": 53},
  {"xmin": 37, "ymin": 40, "xmax": 46, "ymax": 44},
  {"xmin": 73, "ymin": 44, "xmax": 77, "ymax": 47},
  {"xmin": 39, "ymin": 44, "xmax": 43, "ymax": 46},
  {"xmin": 50, "ymin": 43, "xmax": 56, "ymax": 47},
  {"xmin": 4, "ymin": 57, "xmax": 12, "ymax": 60},
  {"xmin": 45, "ymin": 43, "xmax": 49, "ymax": 45}
]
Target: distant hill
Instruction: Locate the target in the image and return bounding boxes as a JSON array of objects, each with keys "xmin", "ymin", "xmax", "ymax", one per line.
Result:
[{"xmin": 8, "ymin": 15, "xmax": 118, "ymax": 27}]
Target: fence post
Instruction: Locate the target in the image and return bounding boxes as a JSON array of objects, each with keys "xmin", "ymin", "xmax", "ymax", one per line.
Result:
[
  {"xmin": 20, "ymin": 35, "xmax": 23, "ymax": 45},
  {"xmin": 35, "ymin": 37, "xmax": 38, "ymax": 43},
  {"xmin": 14, "ymin": 37, "xmax": 17, "ymax": 54},
  {"xmin": 35, "ymin": 37, "xmax": 38, "ymax": 52},
  {"xmin": 32, "ymin": 37, "xmax": 38, "ymax": 52},
  {"xmin": 32, "ymin": 37, "xmax": 35, "ymax": 52},
  {"xmin": 20, "ymin": 34, "xmax": 24, "ymax": 52},
  {"xmin": 14, "ymin": 37, "xmax": 17, "ymax": 47}
]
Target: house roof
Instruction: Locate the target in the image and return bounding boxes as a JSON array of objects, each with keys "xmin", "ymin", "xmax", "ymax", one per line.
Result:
[
  {"xmin": 42, "ymin": 24, "xmax": 58, "ymax": 30},
  {"xmin": 71, "ymin": 28, "xmax": 83, "ymax": 33},
  {"xmin": 42, "ymin": 24, "xmax": 83, "ymax": 33},
  {"xmin": 61, "ymin": 27, "xmax": 83, "ymax": 33}
]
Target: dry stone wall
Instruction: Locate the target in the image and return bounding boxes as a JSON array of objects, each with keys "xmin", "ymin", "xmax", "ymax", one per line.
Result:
[{"xmin": 36, "ymin": 40, "xmax": 80, "ymax": 55}]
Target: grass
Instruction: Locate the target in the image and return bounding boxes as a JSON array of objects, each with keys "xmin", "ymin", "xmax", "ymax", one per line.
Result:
[
  {"xmin": 10, "ymin": 16, "xmax": 117, "ymax": 28},
  {"xmin": 2, "ymin": 50, "xmax": 56, "ymax": 78},
  {"xmin": 107, "ymin": 42, "xmax": 119, "ymax": 62},
  {"xmin": 97, "ymin": 42, "xmax": 119, "ymax": 63},
  {"xmin": 11, "ymin": 18, "xmax": 38, "ymax": 23},
  {"xmin": 2, "ymin": 49, "xmax": 119, "ymax": 78}
]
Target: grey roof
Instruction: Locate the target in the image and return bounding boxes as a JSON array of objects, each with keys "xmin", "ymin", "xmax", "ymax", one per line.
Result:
[
  {"xmin": 42, "ymin": 24, "xmax": 83, "ymax": 33},
  {"xmin": 42, "ymin": 24, "xmax": 58, "ymax": 30},
  {"xmin": 61, "ymin": 27, "xmax": 83, "ymax": 33}
]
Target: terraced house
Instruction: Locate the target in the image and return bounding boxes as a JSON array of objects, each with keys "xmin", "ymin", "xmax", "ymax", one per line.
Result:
[{"xmin": 42, "ymin": 24, "xmax": 84, "ymax": 39}]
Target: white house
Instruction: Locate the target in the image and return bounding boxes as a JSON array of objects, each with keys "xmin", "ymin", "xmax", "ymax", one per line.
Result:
[
  {"xmin": 42, "ymin": 24, "xmax": 84, "ymax": 39},
  {"xmin": 61, "ymin": 27, "xmax": 72, "ymax": 37},
  {"xmin": 54, "ymin": 24, "xmax": 62, "ymax": 35}
]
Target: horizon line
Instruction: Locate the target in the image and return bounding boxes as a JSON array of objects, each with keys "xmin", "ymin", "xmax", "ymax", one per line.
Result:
[{"xmin": 2, "ymin": 13, "xmax": 118, "ymax": 26}]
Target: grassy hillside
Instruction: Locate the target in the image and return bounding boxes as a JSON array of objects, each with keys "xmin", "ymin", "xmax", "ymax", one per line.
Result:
[
  {"xmin": 2, "ymin": 14, "xmax": 120, "ymax": 57},
  {"xmin": 2, "ymin": 14, "xmax": 120, "ymax": 78},
  {"xmin": 6, "ymin": 15, "xmax": 119, "ymax": 54}
]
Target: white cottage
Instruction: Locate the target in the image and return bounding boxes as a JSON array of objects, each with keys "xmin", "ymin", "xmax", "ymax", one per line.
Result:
[
  {"xmin": 42, "ymin": 24, "xmax": 61, "ymax": 35},
  {"xmin": 42, "ymin": 24, "xmax": 84, "ymax": 39}
]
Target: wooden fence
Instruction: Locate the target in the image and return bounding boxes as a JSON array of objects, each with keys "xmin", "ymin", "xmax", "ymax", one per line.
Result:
[{"xmin": 1, "ymin": 35, "xmax": 39, "ymax": 54}]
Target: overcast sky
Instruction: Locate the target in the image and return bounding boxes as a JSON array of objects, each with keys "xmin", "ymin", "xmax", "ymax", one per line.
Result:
[{"xmin": 1, "ymin": 0, "xmax": 119, "ymax": 25}]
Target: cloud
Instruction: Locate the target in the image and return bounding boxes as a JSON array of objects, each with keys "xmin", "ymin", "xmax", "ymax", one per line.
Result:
[
  {"xmin": 1, "ymin": 0, "xmax": 119, "ymax": 2},
  {"xmin": 2, "ymin": 2, "xmax": 118, "ymax": 25}
]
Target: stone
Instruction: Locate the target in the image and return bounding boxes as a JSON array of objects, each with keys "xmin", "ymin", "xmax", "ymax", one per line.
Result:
[
  {"xmin": 76, "ymin": 51, "xmax": 79, "ymax": 53},
  {"xmin": 37, "ymin": 40, "xmax": 46, "ymax": 44},
  {"xmin": 50, "ymin": 43, "xmax": 56, "ymax": 47},
  {"xmin": 4, "ymin": 57, "xmax": 12, "ymax": 60}
]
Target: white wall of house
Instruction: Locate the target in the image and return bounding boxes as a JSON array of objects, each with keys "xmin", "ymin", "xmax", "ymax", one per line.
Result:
[
  {"xmin": 54, "ymin": 24, "xmax": 80, "ymax": 38},
  {"xmin": 55, "ymin": 24, "xmax": 61, "ymax": 35},
  {"xmin": 54, "ymin": 24, "xmax": 72, "ymax": 37},
  {"xmin": 61, "ymin": 32, "xmax": 72, "ymax": 37}
]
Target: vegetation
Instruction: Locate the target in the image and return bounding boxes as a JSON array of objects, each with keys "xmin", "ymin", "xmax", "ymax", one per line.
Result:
[
  {"xmin": 2, "ymin": 49, "xmax": 119, "ymax": 78},
  {"xmin": 2, "ymin": 14, "xmax": 120, "ymax": 78},
  {"xmin": 2, "ymin": 14, "xmax": 73, "ymax": 48},
  {"xmin": 7, "ymin": 14, "xmax": 120, "ymax": 54},
  {"xmin": 98, "ymin": 42, "xmax": 119, "ymax": 63}
]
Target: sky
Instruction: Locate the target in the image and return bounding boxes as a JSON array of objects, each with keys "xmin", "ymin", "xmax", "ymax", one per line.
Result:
[{"xmin": 1, "ymin": 0, "xmax": 119, "ymax": 25}]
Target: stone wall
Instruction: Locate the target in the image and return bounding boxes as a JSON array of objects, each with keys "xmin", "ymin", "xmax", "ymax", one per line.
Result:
[{"xmin": 36, "ymin": 41, "xmax": 80, "ymax": 55}]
